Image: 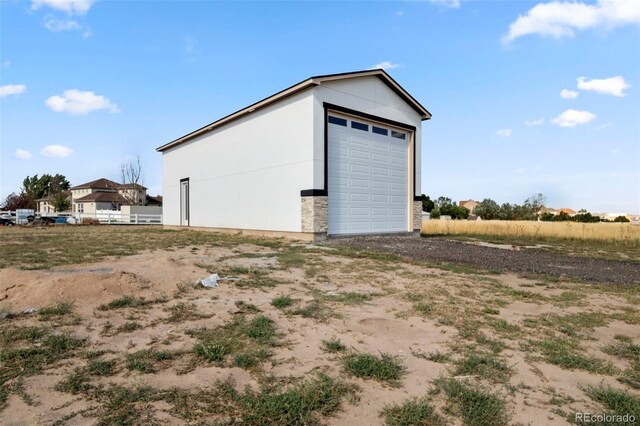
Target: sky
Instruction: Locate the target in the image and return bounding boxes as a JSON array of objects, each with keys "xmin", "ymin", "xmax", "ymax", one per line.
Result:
[{"xmin": 1, "ymin": 0, "xmax": 639, "ymax": 214}]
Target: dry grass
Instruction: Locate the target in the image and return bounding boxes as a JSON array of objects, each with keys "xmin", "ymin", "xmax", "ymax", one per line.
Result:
[{"xmin": 422, "ymin": 220, "xmax": 640, "ymax": 245}]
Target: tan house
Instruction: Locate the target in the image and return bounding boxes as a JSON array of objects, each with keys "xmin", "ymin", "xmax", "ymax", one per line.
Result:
[
  {"xmin": 458, "ymin": 200, "xmax": 480, "ymax": 213},
  {"xmin": 70, "ymin": 178, "xmax": 149, "ymax": 213},
  {"xmin": 556, "ymin": 208, "xmax": 577, "ymax": 216},
  {"xmin": 36, "ymin": 191, "xmax": 71, "ymax": 213}
]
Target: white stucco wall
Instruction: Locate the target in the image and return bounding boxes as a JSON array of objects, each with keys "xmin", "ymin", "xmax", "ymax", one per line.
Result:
[
  {"xmin": 161, "ymin": 75, "xmax": 424, "ymax": 233},
  {"xmin": 162, "ymin": 90, "xmax": 315, "ymax": 232},
  {"xmin": 312, "ymin": 77, "xmax": 423, "ymax": 196}
]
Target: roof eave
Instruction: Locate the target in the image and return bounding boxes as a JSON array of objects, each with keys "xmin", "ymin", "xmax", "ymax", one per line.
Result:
[
  {"xmin": 156, "ymin": 78, "xmax": 318, "ymax": 152},
  {"xmin": 156, "ymin": 69, "xmax": 432, "ymax": 152}
]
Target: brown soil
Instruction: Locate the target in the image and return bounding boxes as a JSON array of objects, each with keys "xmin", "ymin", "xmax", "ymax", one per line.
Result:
[{"xmin": 1, "ymin": 242, "xmax": 637, "ymax": 425}]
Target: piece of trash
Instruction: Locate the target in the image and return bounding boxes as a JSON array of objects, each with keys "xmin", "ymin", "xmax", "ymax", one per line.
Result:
[
  {"xmin": 197, "ymin": 274, "xmax": 240, "ymax": 288},
  {"xmin": 23, "ymin": 307, "xmax": 37, "ymax": 314}
]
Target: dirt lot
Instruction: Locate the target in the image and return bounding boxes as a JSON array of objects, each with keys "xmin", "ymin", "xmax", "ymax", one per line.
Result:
[
  {"xmin": 0, "ymin": 226, "xmax": 639, "ymax": 425},
  {"xmin": 327, "ymin": 235, "xmax": 640, "ymax": 285}
]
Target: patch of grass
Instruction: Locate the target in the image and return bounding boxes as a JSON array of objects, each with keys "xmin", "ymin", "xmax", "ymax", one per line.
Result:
[
  {"xmin": 603, "ymin": 336, "xmax": 640, "ymax": 361},
  {"xmin": 482, "ymin": 307, "xmax": 500, "ymax": 315},
  {"xmin": 55, "ymin": 368, "xmax": 91, "ymax": 395},
  {"xmin": 244, "ymin": 315, "xmax": 278, "ymax": 345},
  {"xmin": 290, "ymin": 301, "xmax": 326, "ymax": 320},
  {"xmin": 321, "ymin": 338, "xmax": 347, "ymax": 353},
  {"xmin": 275, "ymin": 250, "xmax": 307, "ymax": 269},
  {"xmin": 271, "ymin": 295, "xmax": 294, "ymax": 309},
  {"xmin": 0, "ymin": 333, "xmax": 85, "ymax": 380},
  {"xmin": 411, "ymin": 348, "xmax": 452, "ymax": 363},
  {"xmin": 432, "ymin": 378, "xmax": 509, "ymax": 426},
  {"xmin": 228, "ymin": 267, "xmax": 281, "ymax": 289},
  {"xmin": 584, "ymin": 385, "xmax": 640, "ymax": 423},
  {"xmin": 524, "ymin": 312, "xmax": 608, "ymax": 339},
  {"xmin": 194, "ymin": 340, "xmax": 235, "ymax": 363},
  {"xmin": 232, "ymin": 349, "xmax": 272, "ymax": 369},
  {"xmin": 38, "ymin": 302, "xmax": 74, "ymax": 321},
  {"xmin": 382, "ymin": 397, "xmax": 445, "ymax": 426},
  {"xmin": 165, "ymin": 302, "xmax": 208, "ymax": 322},
  {"xmin": 116, "ymin": 321, "xmax": 140, "ymax": 333},
  {"xmin": 487, "ymin": 318, "xmax": 521, "ymax": 337},
  {"xmin": 191, "ymin": 315, "xmax": 280, "ymax": 368},
  {"xmin": 235, "ymin": 300, "xmax": 261, "ymax": 313},
  {"xmin": 87, "ymin": 358, "xmax": 117, "ymax": 376},
  {"xmin": 413, "ymin": 302, "xmax": 434, "ymax": 315},
  {"xmin": 98, "ymin": 295, "xmax": 151, "ymax": 311},
  {"xmin": 549, "ymin": 291, "xmax": 585, "ymax": 307},
  {"xmin": 343, "ymin": 352, "xmax": 405, "ymax": 385},
  {"xmin": 619, "ymin": 361, "xmax": 640, "ymax": 390},
  {"xmin": 238, "ymin": 373, "xmax": 359, "ymax": 425},
  {"xmin": 324, "ymin": 291, "xmax": 372, "ymax": 305},
  {"xmin": 126, "ymin": 349, "xmax": 175, "ymax": 374},
  {"xmin": 530, "ymin": 337, "xmax": 618, "ymax": 375},
  {"xmin": 0, "ymin": 326, "xmax": 48, "ymax": 344},
  {"xmin": 452, "ymin": 352, "xmax": 512, "ymax": 383}
]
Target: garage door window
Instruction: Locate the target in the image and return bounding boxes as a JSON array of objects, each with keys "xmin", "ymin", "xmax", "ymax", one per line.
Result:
[
  {"xmin": 328, "ymin": 116, "xmax": 347, "ymax": 126},
  {"xmin": 327, "ymin": 112, "xmax": 410, "ymax": 235}
]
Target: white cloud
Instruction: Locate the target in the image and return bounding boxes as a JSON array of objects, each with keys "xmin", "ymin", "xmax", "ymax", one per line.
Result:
[
  {"xmin": 427, "ymin": 0, "xmax": 461, "ymax": 9},
  {"xmin": 31, "ymin": 0, "xmax": 94, "ymax": 15},
  {"xmin": 497, "ymin": 128, "xmax": 512, "ymax": 137},
  {"xmin": 503, "ymin": 0, "xmax": 640, "ymax": 43},
  {"xmin": 551, "ymin": 109, "xmax": 597, "ymax": 127},
  {"xmin": 0, "ymin": 84, "xmax": 27, "ymax": 97},
  {"xmin": 525, "ymin": 118, "xmax": 544, "ymax": 127},
  {"xmin": 41, "ymin": 144, "xmax": 74, "ymax": 157},
  {"xmin": 183, "ymin": 36, "xmax": 196, "ymax": 54},
  {"xmin": 45, "ymin": 89, "xmax": 119, "ymax": 115},
  {"xmin": 44, "ymin": 16, "xmax": 81, "ymax": 32},
  {"xmin": 577, "ymin": 76, "xmax": 631, "ymax": 97},
  {"xmin": 560, "ymin": 89, "xmax": 579, "ymax": 99},
  {"xmin": 15, "ymin": 149, "xmax": 33, "ymax": 160},
  {"xmin": 372, "ymin": 61, "xmax": 400, "ymax": 70}
]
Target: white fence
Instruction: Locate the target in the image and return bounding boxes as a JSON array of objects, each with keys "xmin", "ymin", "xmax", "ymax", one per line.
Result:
[
  {"xmin": 81, "ymin": 210, "xmax": 162, "ymax": 225},
  {"xmin": 39, "ymin": 210, "xmax": 162, "ymax": 225}
]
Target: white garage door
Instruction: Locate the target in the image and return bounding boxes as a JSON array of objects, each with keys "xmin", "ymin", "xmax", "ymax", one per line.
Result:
[{"xmin": 327, "ymin": 113, "xmax": 409, "ymax": 235}]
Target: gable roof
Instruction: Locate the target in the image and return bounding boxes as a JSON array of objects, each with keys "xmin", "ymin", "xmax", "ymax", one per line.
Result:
[
  {"xmin": 74, "ymin": 192, "xmax": 128, "ymax": 204},
  {"xmin": 156, "ymin": 69, "xmax": 431, "ymax": 152},
  {"xmin": 70, "ymin": 178, "xmax": 120, "ymax": 190},
  {"xmin": 70, "ymin": 178, "xmax": 147, "ymax": 191}
]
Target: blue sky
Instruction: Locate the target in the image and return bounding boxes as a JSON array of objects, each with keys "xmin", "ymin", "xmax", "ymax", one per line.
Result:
[{"xmin": 1, "ymin": 0, "xmax": 639, "ymax": 213}]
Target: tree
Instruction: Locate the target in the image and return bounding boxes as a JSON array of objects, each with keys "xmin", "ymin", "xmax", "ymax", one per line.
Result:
[
  {"xmin": 421, "ymin": 194, "xmax": 435, "ymax": 212},
  {"xmin": 474, "ymin": 199, "xmax": 500, "ymax": 220},
  {"xmin": 120, "ymin": 156, "xmax": 144, "ymax": 205},
  {"xmin": 51, "ymin": 191, "xmax": 71, "ymax": 212},
  {"xmin": 1, "ymin": 192, "xmax": 32, "ymax": 210},
  {"xmin": 430, "ymin": 208, "xmax": 441, "ymax": 219},
  {"xmin": 22, "ymin": 174, "xmax": 70, "ymax": 209},
  {"xmin": 613, "ymin": 215, "xmax": 630, "ymax": 223},
  {"xmin": 524, "ymin": 193, "xmax": 545, "ymax": 219},
  {"xmin": 540, "ymin": 212, "xmax": 554, "ymax": 222}
]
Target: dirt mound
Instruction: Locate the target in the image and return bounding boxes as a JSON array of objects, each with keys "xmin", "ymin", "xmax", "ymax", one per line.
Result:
[{"xmin": 1, "ymin": 269, "xmax": 154, "ymax": 312}]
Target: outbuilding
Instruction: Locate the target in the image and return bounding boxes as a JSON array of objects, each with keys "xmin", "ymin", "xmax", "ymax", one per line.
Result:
[{"xmin": 157, "ymin": 69, "xmax": 431, "ymax": 240}]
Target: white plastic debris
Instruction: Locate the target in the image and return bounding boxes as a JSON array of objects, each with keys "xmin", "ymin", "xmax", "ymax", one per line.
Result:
[
  {"xmin": 23, "ymin": 307, "xmax": 37, "ymax": 314},
  {"xmin": 197, "ymin": 274, "xmax": 239, "ymax": 288},
  {"xmin": 198, "ymin": 274, "xmax": 221, "ymax": 288}
]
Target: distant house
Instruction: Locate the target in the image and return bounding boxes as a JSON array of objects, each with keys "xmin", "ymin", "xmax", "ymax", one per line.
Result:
[
  {"xmin": 556, "ymin": 208, "xmax": 577, "ymax": 216},
  {"xmin": 459, "ymin": 200, "xmax": 480, "ymax": 213},
  {"xmin": 69, "ymin": 178, "xmax": 150, "ymax": 214},
  {"xmin": 36, "ymin": 191, "xmax": 71, "ymax": 213}
]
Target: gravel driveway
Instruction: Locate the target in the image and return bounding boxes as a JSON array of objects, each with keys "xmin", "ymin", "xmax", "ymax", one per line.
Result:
[{"xmin": 326, "ymin": 235, "xmax": 640, "ymax": 285}]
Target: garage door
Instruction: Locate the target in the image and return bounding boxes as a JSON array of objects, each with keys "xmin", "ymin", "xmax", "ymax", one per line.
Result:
[{"xmin": 327, "ymin": 113, "xmax": 409, "ymax": 235}]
